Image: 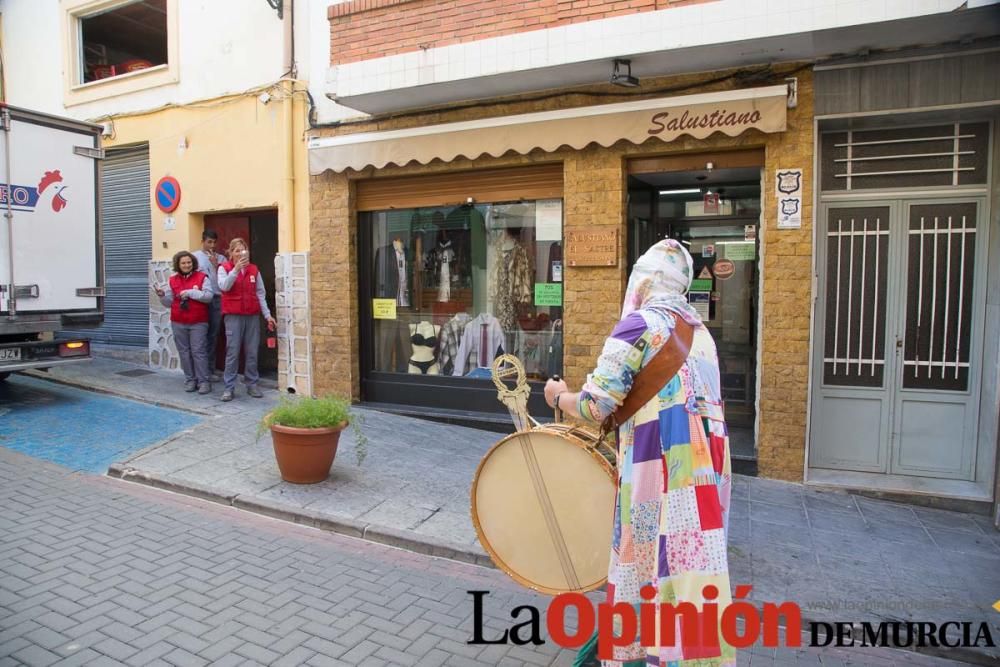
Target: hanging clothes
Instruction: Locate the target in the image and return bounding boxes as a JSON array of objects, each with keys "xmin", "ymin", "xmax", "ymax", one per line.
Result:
[
  {"xmin": 437, "ymin": 312, "xmax": 471, "ymax": 376},
  {"xmin": 435, "ymin": 241, "xmax": 456, "ymax": 302},
  {"xmin": 453, "ymin": 313, "xmax": 505, "ymax": 376},
  {"xmin": 489, "ymin": 236, "xmax": 532, "ymax": 348}
]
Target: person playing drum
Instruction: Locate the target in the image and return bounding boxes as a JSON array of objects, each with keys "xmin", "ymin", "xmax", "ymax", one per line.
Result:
[{"xmin": 545, "ymin": 239, "xmax": 734, "ymax": 667}]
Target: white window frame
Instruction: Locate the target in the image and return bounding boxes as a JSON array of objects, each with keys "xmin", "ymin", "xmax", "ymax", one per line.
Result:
[{"xmin": 62, "ymin": 0, "xmax": 179, "ymax": 106}]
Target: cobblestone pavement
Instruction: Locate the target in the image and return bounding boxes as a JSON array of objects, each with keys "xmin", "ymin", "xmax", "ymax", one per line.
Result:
[{"xmin": 0, "ymin": 448, "xmax": 979, "ymax": 667}]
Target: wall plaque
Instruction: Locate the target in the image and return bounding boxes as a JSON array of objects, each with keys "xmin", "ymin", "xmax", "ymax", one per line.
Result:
[{"xmin": 567, "ymin": 229, "xmax": 619, "ymax": 267}]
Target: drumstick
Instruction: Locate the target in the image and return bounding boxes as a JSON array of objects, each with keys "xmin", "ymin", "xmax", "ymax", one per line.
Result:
[{"xmin": 551, "ymin": 374, "xmax": 563, "ymax": 423}]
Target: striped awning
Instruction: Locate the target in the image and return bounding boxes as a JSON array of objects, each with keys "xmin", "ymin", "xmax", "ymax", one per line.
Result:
[{"xmin": 308, "ymin": 85, "xmax": 789, "ymax": 174}]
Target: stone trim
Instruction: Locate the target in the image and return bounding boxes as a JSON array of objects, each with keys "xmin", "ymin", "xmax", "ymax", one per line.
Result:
[
  {"xmin": 148, "ymin": 260, "xmax": 181, "ymax": 372},
  {"xmin": 275, "ymin": 252, "xmax": 313, "ymax": 396}
]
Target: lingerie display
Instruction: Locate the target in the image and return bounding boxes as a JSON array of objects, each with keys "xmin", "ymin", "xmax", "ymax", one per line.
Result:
[{"xmin": 407, "ymin": 321, "xmax": 441, "ymax": 375}]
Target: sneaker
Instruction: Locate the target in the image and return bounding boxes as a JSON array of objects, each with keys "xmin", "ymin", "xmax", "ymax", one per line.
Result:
[
  {"xmin": 246, "ymin": 385, "xmax": 263, "ymax": 398},
  {"xmin": 220, "ymin": 389, "xmax": 234, "ymax": 402},
  {"xmin": 184, "ymin": 380, "xmax": 198, "ymax": 392},
  {"xmin": 210, "ymin": 372, "xmax": 222, "ymax": 382},
  {"xmin": 197, "ymin": 383, "xmax": 212, "ymax": 395}
]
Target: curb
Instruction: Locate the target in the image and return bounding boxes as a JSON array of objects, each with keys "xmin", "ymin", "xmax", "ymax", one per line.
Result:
[{"xmin": 107, "ymin": 464, "xmax": 493, "ymax": 570}]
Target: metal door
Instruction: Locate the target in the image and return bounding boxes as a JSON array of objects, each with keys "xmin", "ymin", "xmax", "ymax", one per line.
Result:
[
  {"xmin": 61, "ymin": 145, "xmax": 151, "ymax": 346},
  {"xmin": 809, "ymin": 198, "xmax": 987, "ymax": 481},
  {"xmin": 891, "ymin": 200, "xmax": 986, "ymax": 479}
]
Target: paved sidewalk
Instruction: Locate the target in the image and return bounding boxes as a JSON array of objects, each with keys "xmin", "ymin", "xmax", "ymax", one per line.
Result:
[
  {"xmin": 25, "ymin": 359, "xmax": 1000, "ymax": 663},
  {"xmin": 1, "ymin": 447, "xmax": 970, "ymax": 667}
]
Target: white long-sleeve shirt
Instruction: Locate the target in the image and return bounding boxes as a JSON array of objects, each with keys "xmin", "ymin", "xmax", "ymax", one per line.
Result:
[
  {"xmin": 192, "ymin": 249, "xmax": 227, "ymax": 294},
  {"xmin": 217, "ymin": 265, "xmax": 272, "ymax": 319},
  {"xmin": 453, "ymin": 313, "xmax": 505, "ymax": 376}
]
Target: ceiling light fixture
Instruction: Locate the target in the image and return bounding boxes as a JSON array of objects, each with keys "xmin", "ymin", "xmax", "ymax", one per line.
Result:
[
  {"xmin": 610, "ymin": 59, "xmax": 640, "ymax": 88},
  {"xmin": 659, "ymin": 188, "xmax": 702, "ymax": 196}
]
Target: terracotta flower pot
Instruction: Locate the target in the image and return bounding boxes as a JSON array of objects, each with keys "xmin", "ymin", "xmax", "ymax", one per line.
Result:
[{"xmin": 269, "ymin": 422, "xmax": 347, "ymax": 484}]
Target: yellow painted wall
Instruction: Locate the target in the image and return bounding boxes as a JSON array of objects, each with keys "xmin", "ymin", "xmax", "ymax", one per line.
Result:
[{"xmin": 101, "ymin": 87, "xmax": 310, "ymax": 260}]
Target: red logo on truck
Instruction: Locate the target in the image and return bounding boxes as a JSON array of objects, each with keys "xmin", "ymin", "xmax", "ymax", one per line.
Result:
[{"xmin": 37, "ymin": 170, "xmax": 67, "ymax": 212}]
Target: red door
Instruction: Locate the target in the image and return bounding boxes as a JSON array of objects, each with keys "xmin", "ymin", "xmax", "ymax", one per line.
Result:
[{"xmin": 204, "ymin": 215, "xmax": 250, "ymax": 372}]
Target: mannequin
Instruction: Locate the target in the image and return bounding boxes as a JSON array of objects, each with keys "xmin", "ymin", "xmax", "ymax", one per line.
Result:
[{"xmin": 407, "ymin": 321, "xmax": 440, "ymax": 375}]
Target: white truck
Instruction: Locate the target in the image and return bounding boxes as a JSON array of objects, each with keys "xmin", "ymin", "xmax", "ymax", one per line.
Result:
[{"xmin": 0, "ymin": 104, "xmax": 103, "ymax": 380}]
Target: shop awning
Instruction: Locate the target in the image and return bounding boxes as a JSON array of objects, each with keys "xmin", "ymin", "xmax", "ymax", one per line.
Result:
[{"xmin": 308, "ymin": 85, "xmax": 789, "ymax": 174}]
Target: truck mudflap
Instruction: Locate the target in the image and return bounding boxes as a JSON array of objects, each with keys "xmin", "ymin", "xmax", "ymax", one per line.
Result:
[{"xmin": 0, "ymin": 338, "xmax": 92, "ymax": 374}]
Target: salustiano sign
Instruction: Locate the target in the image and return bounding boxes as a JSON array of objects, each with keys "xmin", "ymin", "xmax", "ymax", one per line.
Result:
[{"xmin": 309, "ymin": 86, "xmax": 788, "ymax": 173}]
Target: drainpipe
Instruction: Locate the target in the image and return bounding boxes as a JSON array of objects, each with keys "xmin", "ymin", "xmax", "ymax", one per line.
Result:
[
  {"xmin": 2, "ymin": 105, "xmax": 15, "ymax": 318},
  {"xmin": 282, "ymin": 82, "xmax": 296, "ymax": 252}
]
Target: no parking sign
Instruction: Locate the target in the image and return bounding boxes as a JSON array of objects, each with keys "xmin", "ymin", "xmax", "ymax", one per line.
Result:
[{"xmin": 154, "ymin": 176, "xmax": 181, "ymax": 213}]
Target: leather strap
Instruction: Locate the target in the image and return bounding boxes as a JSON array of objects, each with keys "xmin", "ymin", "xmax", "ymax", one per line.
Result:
[{"xmin": 601, "ymin": 318, "xmax": 695, "ymax": 435}]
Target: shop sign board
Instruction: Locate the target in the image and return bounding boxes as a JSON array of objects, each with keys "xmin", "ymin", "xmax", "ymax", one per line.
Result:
[
  {"xmin": 703, "ymin": 193, "xmax": 720, "ymax": 215},
  {"xmin": 534, "ymin": 283, "xmax": 563, "ymax": 306},
  {"xmin": 775, "ymin": 168, "xmax": 803, "ymax": 229},
  {"xmin": 690, "ymin": 279, "xmax": 713, "ymax": 292},
  {"xmin": 536, "ymin": 200, "xmax": 563, "ymax": 242},
  {"xmin": 689, "ymin": 292, "xmax": 710, "ymax": 321},
  {"xmin": 713, "ymin": 259, "xmax": 736, "ymax": 280},
  {"xmin": 372, "ymin": 298, "xmax": 397, "ymax": 319},
  {"xmin": 567, "ymin": 229, "xmax": 618, "ymax": 267},
  {"xmin": 724, "ymin": 242, "xmax": 756, "ymax": 261}
]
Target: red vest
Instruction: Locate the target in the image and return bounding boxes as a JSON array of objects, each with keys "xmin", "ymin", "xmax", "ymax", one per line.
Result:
[
  {"xmin": 220, "ymin": 261, "xmax": 262, "ymax": 316},
  {"xmin": 169, "ymin": 272, "xmax": 210, "ymax": 324}
]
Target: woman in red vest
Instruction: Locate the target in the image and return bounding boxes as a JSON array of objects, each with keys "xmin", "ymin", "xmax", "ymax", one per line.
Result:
[
  {"xmin": 153, "ymin": 251, "xmax": 214, "ymax": 394},
  {"xmin": 217, "ymin": 237, "xmax": 276, "ymax": 402}
]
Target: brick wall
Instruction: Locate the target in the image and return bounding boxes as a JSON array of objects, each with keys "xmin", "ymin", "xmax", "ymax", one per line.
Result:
[
  {"xmin": 309, "ymin": 65, "xmax": 814, "ymax": 481},
  {"xmin": 328, "ymin": 0, "xmax": 719, "ymax": 65}
]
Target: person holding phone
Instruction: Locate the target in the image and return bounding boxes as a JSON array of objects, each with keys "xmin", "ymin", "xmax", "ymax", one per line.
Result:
[
  {"xmin": 154, "ymin": 251, "xmax": 214, "ymax": 394},
  {"xmin": 192, "ymin": 229, "xmax": 227, "ymax": 381},
  {"xmin": 217, "ymin": 237, "xmax": 276, "ymax": 402}
]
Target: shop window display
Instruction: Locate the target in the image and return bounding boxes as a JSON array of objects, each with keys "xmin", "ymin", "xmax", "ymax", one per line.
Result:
[{"xmin": 365, "ymin": 201, "xmax": 563, "ymax": 382}]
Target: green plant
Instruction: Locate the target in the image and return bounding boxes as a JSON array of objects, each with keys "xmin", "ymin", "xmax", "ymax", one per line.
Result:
[{"xmin": 259, "ymin": 395, "xmax": 368, "ymax": 465}]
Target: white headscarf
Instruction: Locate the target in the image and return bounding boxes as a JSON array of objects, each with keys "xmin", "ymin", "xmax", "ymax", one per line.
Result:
[{"xmin": 622, "ymin": 239, "xmax": 701, "ymax": 325}]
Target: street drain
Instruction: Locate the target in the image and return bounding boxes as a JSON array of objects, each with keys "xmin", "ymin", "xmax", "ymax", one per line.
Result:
[{"xmin": 116, "ymin": 369, "xmax": 156, "ymax": 377}]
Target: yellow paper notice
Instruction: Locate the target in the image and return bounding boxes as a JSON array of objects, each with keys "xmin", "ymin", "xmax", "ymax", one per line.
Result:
[{"xmin": 372, "ymin": 299, "xmax": 397, "ymax": 320}]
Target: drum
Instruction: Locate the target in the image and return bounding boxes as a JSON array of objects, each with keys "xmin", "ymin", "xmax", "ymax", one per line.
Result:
[{"xmin": 471, "ymin": 423, "xmax": 618, "ymax": 595}]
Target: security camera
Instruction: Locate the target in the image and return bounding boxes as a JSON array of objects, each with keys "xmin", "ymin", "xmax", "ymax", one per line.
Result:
[{"xmin": 258, "ymin": 92, "xmax": 272, "ymax": 105}]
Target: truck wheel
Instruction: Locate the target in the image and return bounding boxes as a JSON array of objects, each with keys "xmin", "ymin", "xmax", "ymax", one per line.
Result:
[{"xmin": 0, "ymin": 372, "xmax": 8, "ymax": 382}]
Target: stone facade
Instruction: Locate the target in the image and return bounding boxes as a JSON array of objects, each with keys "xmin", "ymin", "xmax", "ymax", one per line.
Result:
[
  {"xmin": 308, "ymin": 65, "xmax": 815, "ymax": 481},
  {"xmin": 148, "ymin": 260, "xmax": 180, "ymax": 372},
  {"xmin": 275, "ymin": 252, "xmax": 313, "ymax": 396}
]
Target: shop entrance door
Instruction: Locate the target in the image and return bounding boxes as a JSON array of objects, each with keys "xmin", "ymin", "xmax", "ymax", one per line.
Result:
[
  {"xmin": 627, "ymin": 168, "xmax": 761, "ymax": 461},
  {"xmin": 204, "ymin": 211, "xmax": 278, "ymax": 377},
  {"xmin": 809, "ymin": 199, "xmax": 987, "ymax": 481}
]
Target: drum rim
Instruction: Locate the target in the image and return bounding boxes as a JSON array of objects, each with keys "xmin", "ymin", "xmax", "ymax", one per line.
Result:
[{"xmin": 470, "ymin": 425, "xmax": 617, "ymax": 596}]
